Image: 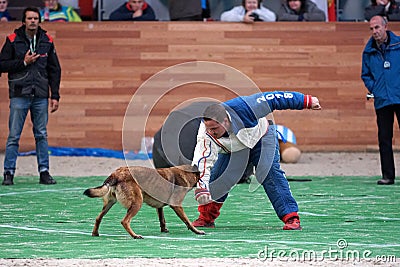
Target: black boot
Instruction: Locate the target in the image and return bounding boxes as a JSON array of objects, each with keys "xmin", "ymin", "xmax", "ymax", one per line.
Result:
[
  {"xmin": 2, "ymin": 171, "xmax": 14, "ymax": 186},
  {"xmin": 39, "ymin": 171, "xmax": 57, "ymax": 185},
  {"xmin": 377, "ymin": 178, "xmax": 394, "ymax": 185}
]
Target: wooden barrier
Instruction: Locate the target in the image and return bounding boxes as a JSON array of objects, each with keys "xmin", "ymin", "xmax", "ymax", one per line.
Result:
[{"xmin": 0, "ymin": 21, "xmax": 399, "ymax": 152}]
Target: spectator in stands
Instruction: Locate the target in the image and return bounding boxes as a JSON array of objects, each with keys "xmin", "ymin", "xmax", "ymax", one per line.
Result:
[
  {"xmin": 277, "ymin": 0, "xmax": 326, "ymax": 21},
  {"xmin": 58, "ymin": 0, "xmax": 79, "ymax": 9},
  {"xmin": 168, "ymin": 0, "xmax": 203, "ymax": 21},
  {"xmin": 220, "ymin": 0, "xmax": 276, "ymax": 23},
  {"xmin": 0, "ymin": 0, "xmax": 12, "ymax": 22},
  {"xmin": 201, "ymin": 0, "xmax": 211, "ymax": 20},
  {"xmin": 365, "ymin": 0, "xmax": 400, "ymax": 21},
  {"xmin": 109, "ymin": 0, "xmax": 156, "ymax": 21},
  {"xmin": 40, "ymin": 0, "xmax": 82, "ymax": 22}
]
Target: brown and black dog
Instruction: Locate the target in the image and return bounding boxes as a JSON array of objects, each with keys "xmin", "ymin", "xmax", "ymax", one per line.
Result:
[{"xmin": 83, "ymin": 165, "xmax": 205, "ymax": 239}]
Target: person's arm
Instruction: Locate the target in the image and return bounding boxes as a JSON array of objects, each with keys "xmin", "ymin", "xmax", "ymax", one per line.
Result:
[
  {"xmin": 303, "ymin": 4, "xmax": 326, "ymax": 21},
  {"xmin": 0, "ymin": 37, "xmax": 25, "ymax": 73},
  {"xmin": 46, "ymin": 42, "xmax": 61, "ymax": 102},
  {"xmin": 387, "ymin": 4, "xmax": 400, "ymax": 21},
  {"xmin": 277, "ymin": 4, "xmax": 299, "ymax": 21},
  {"xmin": 66, "ymin": 7, "xmax": 82, "ymax": 22},
  {"xmin": 1, "ymin": 10, "xmax": 12, "ymax": 21},
  {"xmin": 134, "ymin": 5, "xmax": 156, "ymax": 21},
  {"xmin": 254, "ymin": 6, "xmax": 276, "ymax": 21},
  {"xmin": 365, "ymin": 5, "xmax": 386, "ymax": 21},
  {"xmin": 220, "ymin": 6, "xmax": 245, "ymax": 22},
  {"xmin": 191, "ymin": 122, "xmax": 219, "ymax": 205},
  {"xmin": 6, "ymin": 10, "xmax": 12, "ymax": 21},
  {"xmin": 243, "ymin": 91, "xmax": 319, "ymax": 118},
  {"xmin": 109, "ymin": 5, "xmax": 133, "ymax": 21},
  {"xmin": 361, "ymin": 51, "xmax": 375, "ymax": 93}
]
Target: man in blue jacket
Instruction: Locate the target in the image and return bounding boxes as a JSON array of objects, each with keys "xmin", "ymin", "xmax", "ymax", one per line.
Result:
[
  {"xmin": 191, "ymin": 91, "xmax": 321, "ymax": 230},
  {"xmin": 0, "ymin": 7, "xmax": 61, "ymax": 185},
  {"xmin": 361, "ymin": 15, "xmax": 400, "ymax": 185}
]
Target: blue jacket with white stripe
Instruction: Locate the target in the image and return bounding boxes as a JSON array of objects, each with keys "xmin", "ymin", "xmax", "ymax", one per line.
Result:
[{"xmin": 223, "ymin": 91, "xmax": 311, "ymax": 149}]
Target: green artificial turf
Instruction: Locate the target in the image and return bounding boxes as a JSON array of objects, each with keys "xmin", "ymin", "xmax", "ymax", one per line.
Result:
[{"xmin": 0, "ymin": 175, "xmax": 399, "ymax": 261}]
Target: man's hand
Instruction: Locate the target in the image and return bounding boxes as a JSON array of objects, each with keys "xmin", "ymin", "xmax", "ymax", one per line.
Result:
[
  {"xmin": 24, "ymin": 50, "xmax": 39, "ymax": 65},
  {"xmin": 195, "ymin": 188, "xmax": 211, "ymax": 205},
  {"xmin": 50, "ymin": 99, "xmax": 59, "ymax": 113},
  {"xmin": 377, "ymin": 0, "xmax": 389, "ymax": 6},
  {"xmin": 243, "ymin": 10, "xmax": 255, "ymax": 23},
  {"xmin": 133, "ymin": 9, "xmax": 143, "ymax": 18},
  {"xmin": 311, "ymin": 96, "xmax": 321, "ymax": 110}
]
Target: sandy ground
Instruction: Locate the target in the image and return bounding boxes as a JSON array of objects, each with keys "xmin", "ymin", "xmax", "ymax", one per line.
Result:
[
  {"xmin": 1, "ymin": 152, "xmax": 397, "ymax": 178},
  {"xmin": 0, "ymin": 152, "xmax": 399, "ymax": 267}
]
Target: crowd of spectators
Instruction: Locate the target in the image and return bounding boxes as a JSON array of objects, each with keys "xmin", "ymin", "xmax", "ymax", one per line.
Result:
[{"xmin": 3, "ymin": 0, "xmax": 400, "ymax": 23}]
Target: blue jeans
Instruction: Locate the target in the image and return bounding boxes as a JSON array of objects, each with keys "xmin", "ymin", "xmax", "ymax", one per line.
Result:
[
  {"xmin": 4, "ymin": 97, "xmax": 49, "ymax": 175},
  {"xmin": 209, "ymin": 126, "xmax": 299, "ymax": 220}
]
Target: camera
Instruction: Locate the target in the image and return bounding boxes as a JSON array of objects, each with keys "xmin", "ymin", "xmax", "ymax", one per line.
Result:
[{"xmin": 249, "ymin": 12, "xmax": 262, "ymax": 21}]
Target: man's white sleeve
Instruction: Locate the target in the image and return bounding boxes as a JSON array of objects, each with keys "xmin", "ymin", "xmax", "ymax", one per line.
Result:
[{"xmin": 191, "ymin": 122, "xmax": 219, "ymax": 204}]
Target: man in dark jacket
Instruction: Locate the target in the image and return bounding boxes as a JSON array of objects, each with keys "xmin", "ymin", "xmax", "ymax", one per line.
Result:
[
  {"xmin": 0, "ymin": 7, "xmax": 61, "ymax": 185},
  {"xmin": 361, "ymin": 15, "xmax": 400, "ymax": 185},
  {"xmin": 109, "ymin": 0, "xmax": 156, "ymax": 21},
  {"xmin": 364, "ymin": 0, "xmax": 400, "ymax": 21},
  {"xmin": 168, "ymin": 0, "xmax": 203, "ymax": 21}
]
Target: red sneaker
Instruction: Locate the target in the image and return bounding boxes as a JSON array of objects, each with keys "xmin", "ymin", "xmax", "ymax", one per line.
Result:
[
  {"xmin": 283, "ymin": 217, "xmax": 302, "ymax": 230},
  {"xmin": 192, "ymin": 218, "xmax": 215, "ymax": 228}
]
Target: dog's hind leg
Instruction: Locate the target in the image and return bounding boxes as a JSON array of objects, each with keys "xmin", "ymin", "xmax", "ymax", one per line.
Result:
[
  {"xmin": 92, "ymin": 198, "xmax": 117, "ymax": 236},
  {"xmin": 170, "ymin": 206, "xmax": 205, "ymax": 235},
  {"xmin": 121, "ymin": 203, "xmax": 143, "ymax": 239},
  {"xmin": 157, "ymin": 208, "xmax": 169, "ymax": 233}
]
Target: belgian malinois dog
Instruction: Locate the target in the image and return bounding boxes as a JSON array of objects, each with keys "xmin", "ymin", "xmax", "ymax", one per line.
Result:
[{"xmin": 84, "ymin": 165, "xmax": 205, "ymax": 239}]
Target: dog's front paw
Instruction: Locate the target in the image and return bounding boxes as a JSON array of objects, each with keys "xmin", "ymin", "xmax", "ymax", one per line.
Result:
[
  {"xmin": 161, "ymin": 228, "xmax": 169, "ymax": 233},
  {"xmin": 92, "ymin": 232, "xmax": 99, "ymax": 237},
  {"xmin": 133, "ymin": 235, "xmax": 144, "ymax": 239}
]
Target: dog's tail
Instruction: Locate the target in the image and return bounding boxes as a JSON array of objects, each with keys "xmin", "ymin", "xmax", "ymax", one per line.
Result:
[
  {"xmin": 83, "ymin": 184, "xmax": 109, "ymax": 198},
  {"xmin": 83, "ymin": 173, "xmax": 118, "ymax": 198}
]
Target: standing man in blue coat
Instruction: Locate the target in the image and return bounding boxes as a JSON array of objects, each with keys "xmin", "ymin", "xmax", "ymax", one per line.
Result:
[
  {"xmin": 362, "ymin": 15, "xmax": 400, "ymax": 185},
  {"xmin": 191, "ymin": 91, "xmax": 321, "ymax": 230}
]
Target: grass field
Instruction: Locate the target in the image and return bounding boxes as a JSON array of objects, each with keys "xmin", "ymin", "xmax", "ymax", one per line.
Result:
[{"xmin": 0, "ymin": 175, "xmax": 399, "ymax": 263}]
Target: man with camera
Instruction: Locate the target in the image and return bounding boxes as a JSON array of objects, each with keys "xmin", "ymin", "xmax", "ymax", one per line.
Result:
[{"xmin": 220, "ymin": 0, "xmax": 276, "ymax": 22}]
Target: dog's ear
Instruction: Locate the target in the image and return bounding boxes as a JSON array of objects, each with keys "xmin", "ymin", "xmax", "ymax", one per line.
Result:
[
  {"xmin": 180, "ymin": 164, "xmax": 200, "ymax": 174},
  {"xmin": 191, "ymin": 164, "xmax": 200, "ymax": 175}
]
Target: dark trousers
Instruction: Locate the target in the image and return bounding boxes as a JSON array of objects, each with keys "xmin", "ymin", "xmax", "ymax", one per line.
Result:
[{"xmin": 376, "ymin": 104, "xmax": 400, "ymax": 180}]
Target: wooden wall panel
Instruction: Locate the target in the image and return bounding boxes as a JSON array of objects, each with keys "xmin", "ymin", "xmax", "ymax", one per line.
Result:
[{"xmin": 1, "ymin": 21, "xmax": 400, "ymax": 153}]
